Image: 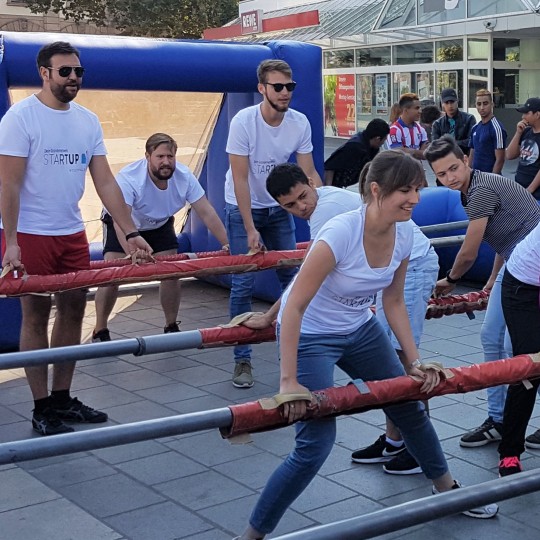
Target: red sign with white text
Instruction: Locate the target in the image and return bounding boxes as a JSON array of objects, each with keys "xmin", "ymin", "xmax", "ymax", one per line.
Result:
[{"xmin": 335, "ymin": 74, "xmax": 356, "ymax": 137}]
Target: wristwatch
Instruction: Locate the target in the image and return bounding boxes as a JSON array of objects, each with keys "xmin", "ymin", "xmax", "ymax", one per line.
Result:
[
  {"xmin": 445, "ymin": 269, "xmax": 460, "ymax": 284},
  {"xmin": 410, "ymin": 359, "xmax": 422, "ymax": 369}
]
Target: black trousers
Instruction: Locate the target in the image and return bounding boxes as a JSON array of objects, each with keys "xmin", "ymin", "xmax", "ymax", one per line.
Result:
[{"xmin": 499, "ymin": 269, "xmax": 540, "ymax": 458}]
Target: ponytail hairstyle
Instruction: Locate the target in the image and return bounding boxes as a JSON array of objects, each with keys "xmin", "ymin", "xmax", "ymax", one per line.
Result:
[{"xmin": 360, "ymin": 150, "xmax": 425, "ymax": 204}]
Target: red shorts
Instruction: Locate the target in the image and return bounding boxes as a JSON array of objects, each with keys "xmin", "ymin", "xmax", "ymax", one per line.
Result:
[{"xmin": 1, "ymin": 230, "xmax": 90, "ymax": 275}]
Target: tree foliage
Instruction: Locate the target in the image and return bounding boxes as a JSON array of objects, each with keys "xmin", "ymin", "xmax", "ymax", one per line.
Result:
[{"xmin": 25, "ymin": 0, "xmax": 238, "ymax": 39}]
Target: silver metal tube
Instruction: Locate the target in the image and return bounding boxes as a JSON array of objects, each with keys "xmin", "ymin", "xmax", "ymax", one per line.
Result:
[
  {"xmin": 430, "ymin": 235, "xmax": 466, "ymax": 247},
  {"xmin": 420, "ymin": 220, "xmax": 468, "ymax": 234},
  {"xmin": 0, "ymin": 408, "xmax": 232, "ymax": 464},
  {"xmin": 0, "ymin": 331, "xmax": 203, "ymax": 369},
  {"xmin": 273, "ymin": 470, "xmax": 540, "ymax": 539}
]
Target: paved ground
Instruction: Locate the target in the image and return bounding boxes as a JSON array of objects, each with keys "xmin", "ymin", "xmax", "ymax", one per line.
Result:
[{"xmin": 0, "ymin": 142, "xmax": 537, "ymax": 539}]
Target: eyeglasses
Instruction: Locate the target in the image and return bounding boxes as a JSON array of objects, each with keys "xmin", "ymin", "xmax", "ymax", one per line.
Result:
[
  {"xmin": 48, "ymin": 66, "xmax": 85, "ymax": 78},
  {"xmin": 264, "ymin": 81, "xmax": 296, "ymax": 92}
]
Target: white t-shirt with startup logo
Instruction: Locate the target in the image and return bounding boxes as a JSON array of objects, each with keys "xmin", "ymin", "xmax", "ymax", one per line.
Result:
[
  {"xmin": 224, "ymin": 104, "xmax": 313, "ymax": 209},
  {"xmin": 0, "ymin": 94, "xmax": 106, "ymax": 235}
]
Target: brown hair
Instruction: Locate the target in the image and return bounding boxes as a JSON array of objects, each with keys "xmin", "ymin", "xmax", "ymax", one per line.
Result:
[
  {"xmin": 359, "ymin": 150, "xmax": 425, "ymax": 204},
  {"xmin": 145, "ymin": 133, "xmax": 178, "ymax": 155},
  {"xmin": 257, "ymin": 60, "xmax": 292, "ymax": 84},
  {"xmin": 399, "ymin": 93, "xmax": 420, "ymax": 109},
  {"xmin": 389, "ymin": 103, "xmax": 401, "ymax": 124},
  {"xmin": 475, "ymin": 88, "xmax": 492, "ymax": 101}
]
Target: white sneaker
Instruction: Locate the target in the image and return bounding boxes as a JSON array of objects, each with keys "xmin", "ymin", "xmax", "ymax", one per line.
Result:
[{"xmin": 432, "ymin": 480, "xmax": 499, "ymax": 519}]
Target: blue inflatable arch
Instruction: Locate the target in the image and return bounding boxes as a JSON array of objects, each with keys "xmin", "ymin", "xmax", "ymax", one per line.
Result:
[{"xmin": 0, "ymin": 32, "xmax": 323, "ymax": 350}]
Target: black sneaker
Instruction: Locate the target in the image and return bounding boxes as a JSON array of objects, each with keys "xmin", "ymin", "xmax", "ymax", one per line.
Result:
[
  {"xmin": 351, "ymin": 434, "xmax": 405, "ymax": 463},
  {"xmin": 525, "ymin": 429, "xmax": 540, "ymax": 449},
  {"xmin": 383, "ymin": 448, "xmax": 422, "ymax": 475},
  {"xmin": 164, "ymin": 322, "xmax": 181, "ymax": 333},
  {"xmin": 92, "ymin": 328, "xmax": 111, "ymax": 342},
  {"xmin": 499, "ymin": 456, "xmax": 522, "ymax": 477},
  {"xmin": 32, "ymin": 408, "xmax": 75, "ymax": 436},
  {"xmin": 432, "ymin": 480, "xmax": 499, "ymax": 519},
  {"xmin": 459, "ymin": 417, "xmax": 502, "ymax": 447},
  {"xmin": 51, "ymin": 397, "xmax": 108, "ymax": 423}
]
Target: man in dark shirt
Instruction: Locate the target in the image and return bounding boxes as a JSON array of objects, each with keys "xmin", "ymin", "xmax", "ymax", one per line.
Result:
[
  {"xmin": 323, "ymin": 118, "xmax": 389, "ymax": 188},
  {"xmin": 506, "ymin": 97, "xmax": 540, "ymax": 200},
  {"xmin": 432, "ymin": 88, "xmax": 476, "ymax": 155}
]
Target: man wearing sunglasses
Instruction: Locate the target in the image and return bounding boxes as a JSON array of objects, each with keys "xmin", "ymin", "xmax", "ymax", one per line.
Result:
[
  {"xmin": 0, "ymin": 41, "xmax": 152, "ymax": 436},
  {"xmin": 224, "ymin": 59, "xmax": 322, "ymax": 389}
]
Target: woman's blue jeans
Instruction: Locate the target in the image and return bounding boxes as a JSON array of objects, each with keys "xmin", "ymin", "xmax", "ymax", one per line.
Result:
[
  {"xmin": 225, "ymin": 203, "xmax": 297, "ymax": 362},
  {"xmin": 249, "ymin": 317, "xmax": 449, "ymax": 534}
]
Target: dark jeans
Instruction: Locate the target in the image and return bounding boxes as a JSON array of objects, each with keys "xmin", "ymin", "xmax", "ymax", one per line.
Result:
[{"xmin": 499, "ymin": 269, "xmax": 540, "ymax": 458}]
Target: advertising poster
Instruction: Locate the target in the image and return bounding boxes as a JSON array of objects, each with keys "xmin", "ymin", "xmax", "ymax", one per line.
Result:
[
  {"xmin": 358, "ymin": 74, "xmax": 373, "ymax": 115},
  {"xmin": 334, "ymin": 74, "xmax": 356, "ymax": 137},
  {"xmin": 396, "ymin": 73, "xmax": 412, "ymax": 96},
  {"xmin": 323, "ymin": 75, "xmax": 337, "ymax": 136},
  {"xmin": 375, "ymin": 74, "xmax": 388, "ymax": 115},
  {"xmin": 416, "ymin": 72, "xmax": 432, "ymax": 101}
]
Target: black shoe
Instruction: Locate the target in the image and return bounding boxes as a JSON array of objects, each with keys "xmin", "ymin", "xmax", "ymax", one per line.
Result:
[
  {"xmin": 383, "ymin": 448, "xmax": 422, "ymax": 475},
  {"xmin": 51, "ymin": 397, "xmax": 108, "ymax": 423},
  {"xmin": 525, "ymin": 428, "xmax": 540, "ymax": 449},
  {"xmin": 164, "ymin": 322, "xmax": 181, "ymax": 333},
  {"xmin": 92, "ymin": 328, "xmax": 111, "ymax": 342},
  {"xmin": 32, "ymin": 408, "xmax": 75, "ymax": 436},
  {"xmin": 351, "ymin": 434, "xmax": 405, "ymax": 463},
  {"xmin": 499, "ymin": 456, "xmax": 522, "ymax": 477},
  {"xmin": 459, "ymin": 417, "xmax": 502, "ymax": 447}
]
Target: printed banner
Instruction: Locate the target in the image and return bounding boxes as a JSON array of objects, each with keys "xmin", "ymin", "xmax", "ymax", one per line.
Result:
[{"xmin": 334, "ymin": 74, "xmax": 356, "ymax": 137}]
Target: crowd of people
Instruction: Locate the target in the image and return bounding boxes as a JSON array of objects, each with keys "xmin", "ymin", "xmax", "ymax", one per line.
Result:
[{"xmin": 0, "ymin": 40, "xmax": 540, "ymax": 538}]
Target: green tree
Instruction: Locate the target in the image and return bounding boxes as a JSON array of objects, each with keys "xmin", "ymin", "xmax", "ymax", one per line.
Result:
[{"xmin": 25, "ymin": 0, "xmax": 238, "ymax": 39}]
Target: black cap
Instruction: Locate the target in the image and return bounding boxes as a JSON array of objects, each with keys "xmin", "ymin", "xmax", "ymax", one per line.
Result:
[
  {"xmin": 441, "ymin": 88, "xmax": 458, "ymax": 103},
  {"xmin": 516, "ymin": 98, "xmax": 540, "ymax": 113}
]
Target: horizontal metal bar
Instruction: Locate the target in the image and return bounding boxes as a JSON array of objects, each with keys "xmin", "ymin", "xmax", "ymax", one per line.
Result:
[
  {"xmin": 430, "ymin": 235, "xmax": 465, "ymax": 247},
  {"xmin": 0, "ymin": 408, "xmax": 232, "ymax": 464},
  {"xmin": 0, "ymin": 331, "xmax": 204, "ymax": 370},
  {"xmin": 274, "ymin": 469, "xmax": 540, "ymax": 539},
  {"xmin": 420, "ymin": 220, "xmax": 468, "ymax": 234}
]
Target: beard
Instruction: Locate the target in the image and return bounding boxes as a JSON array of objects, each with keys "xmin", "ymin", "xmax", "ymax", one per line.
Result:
[
  {"xmin": 266, "ymin": 95, "xmax": 290, "ymax": 113},
  {"xmin": 50, "ymin": 82, "xmax": 80, "ymax": 103},
  {"xmin": 151, "ymin": 165, "xmax": 175, "ymax": 181}
]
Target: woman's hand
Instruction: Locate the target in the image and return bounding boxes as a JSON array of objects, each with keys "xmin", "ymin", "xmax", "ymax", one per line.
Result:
[
  {"xmin": 406, "ymin": 363, "xmax": 440, "ymax": 393},
  {"xmin": 279, "ymin": 380, "xmax": 311, "ymax": 423}
]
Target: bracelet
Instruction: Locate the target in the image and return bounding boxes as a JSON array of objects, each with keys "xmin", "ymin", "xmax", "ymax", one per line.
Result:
[
  {"xmin": 445, "ymin": 269, "xmax": 460, "ymax": 284},
  {"xmin": 125, "ymin": 231, "xmax": 141, "ymax": 241},
  {"xmin": 221, "ymin": 243, "xmax": 230, "ymax": 251},
  {"xmin": 410, "ymin": 359, "xmax": 422, "ymax": 369}
]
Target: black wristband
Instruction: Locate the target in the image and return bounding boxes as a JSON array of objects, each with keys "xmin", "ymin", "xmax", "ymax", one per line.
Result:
[
  {"xmin": 445, "ymin": 269, "xmax": 460, "ymax": 284},
  {"xmin": 125, "ymin": 231, "xmax": 141, "ymax": 241}
]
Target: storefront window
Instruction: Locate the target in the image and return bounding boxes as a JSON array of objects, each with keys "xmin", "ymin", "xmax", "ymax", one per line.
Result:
[
  {"xmin": 493, "ymin": 69, "xmax": 519, "ymax": 106},
  {"xmin": 356, "ymin": 72, "xmax": 391, "ymax": 128},
  {"xmin": 436, "ymin": 69, "xmax": 463, "ymax": 106},
  {"xmin": 394, "ymin": 42, "xmax": 433, "ymax": 65},
  {"xmin": 468, "ymin": 69, "xmax": 488, "ymax": 108},
  {"xmin": 467, "ymin": 38, "xmax": 489, "ymax": 61},
  {"xmin": 435, "ymin": 40, "xmax": 463, "ymax": 62},
  {"xmin": 493, "ymin": 38, "xmax": 520, "ymax": 62},
  {"xmin": 323, "ymin": 50, "xmax": 354, "ymax": 69},
  {"xmin": 356, "ymin": 46, "xmax": 391, "ymax": 67},
  {"xmin": 393, "ymin": 71, "xmax": 434, "ymax": 104},
  {"xmin": 468, "ymin": 0, "xmax": 527, "ymax": 18},
  {"xmin": 418, "ymin": 0, "xmax": 466, "ymax": 25}
]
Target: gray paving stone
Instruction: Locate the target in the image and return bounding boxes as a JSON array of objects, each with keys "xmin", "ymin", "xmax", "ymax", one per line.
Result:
[
  {"xmin": 0, "ymin": 467, "xmax": 60, "ymax": 511},
  {"xmin": 135, "ymin": 381, "xmax": 207, "ymax": 403},
  {"xmin": 421, "ymin": 338, "xmax": 482, "ymax": 358},
  {"xmin": 165, "ymin": 365, "xmax": 232, "ymax": 385},
  {"xmin": 91, "ymin": 440, "xmax": 170, "ymax": 464},
  {"xmin": 116, "ymin": 451, "xmax": 206, "ymax": 484},
  {"xmin": 57, "ymin": 474, "xmax": 165, "ymax": 517},
  {"xmin": 137, "ymin": 355, "xmax": 201, "ymax": 372},
  {"xmin": 78, "ymin": 359, "xmax": 141, "ymax": 377},
  {"xmin": 303, "ymin": 493, "xmax": 384, "ymax": 525},
  {"xmin": 166, "ymin": 394, "xmax": 232, "ymax": 414},
  {"xmin": 290, "ymin": 475, "xmax": 357, "ymax": 513},
  {"xmin": 105, "ymin": 399, "xmax": 177, "ymax": 423},
  {"xmin": 0, "ymin": 498, "xmax": 122, "ymax": 540},
  {"xmin": 104, "ymin": 368, "xmax": 177, "ymax": 391},
  {"xmin": 104, "ymin": 501, "xmax": 211, "ymax": 539},
  {"xmin": 0, "ymin": 403, "xmax": 25, "ymax": 425},
  {"xmin": 68, "ymin": 383, "xmax": 144, "ymax": 410}
]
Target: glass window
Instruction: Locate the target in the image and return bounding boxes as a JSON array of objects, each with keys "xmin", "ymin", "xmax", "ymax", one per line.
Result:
[
  {"xmin": 378, "ymin": 0, "xmax": 416, "ymax": 29},
  {"xmin": 394, "ymin": 42, "xmax": 433, "ymax": 65},
  {"xmin": 468, "ymin": 38, "xmax": 489, "ymax": 61},
  {"xmin": 356, "ymin": 73, "xmax": 391, "ymax": 129},
  {"xmin": 418, "ymin": 0, "xmax": 466, "ymax": 25},
  {"xmin": 467, "ymin": 69, "xmax": 488, "ymax": 108},
  {"xmin": 393, "ymin": 71, "xmax": 434, "ymax": 105},
  {"xmin": 494, "ymin": 69, "xmax": 519, "ymax": 106},
  {"xmin": 356, "ymin": 47, "xmax": 391, "ymax": 67},
  {"xmin": 468, "ymin": 0, "xmax": 527, "ymax": 18},
  {"xmin": 436, "ymin": 69, "xmax": 463, "ymax": 107},
  {"xmin": 435, "ymin": 40, "xmax": 463, "ymax": 62},
  {"xmin": 493, "ymin": 38, "xmax": 520, "ymax": 62},
  {"xmin": 323, "ymin": 50, "xmax": 354, "ymax": 69}
]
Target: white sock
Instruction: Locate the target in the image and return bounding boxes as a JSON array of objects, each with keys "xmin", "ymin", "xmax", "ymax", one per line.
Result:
[{"xmin": 385, "ymin": 437, "xmax": 404, "ymax": 448}]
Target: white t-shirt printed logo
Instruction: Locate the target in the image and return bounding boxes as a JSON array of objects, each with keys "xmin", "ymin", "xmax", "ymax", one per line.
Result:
[
  {"xmin": 520, "ymin": 140, "xmax": 539, "ymax": 166},
  {"xmin": 43, "ymin": 147, "xmax": 88, "ymax": 170},
  {"xmin": 254, "ymin": 159, "xmax": 276, "ymax": 177},
  {"xmin": 332, "ymin": 294, "xmax": 374, "ymax": 308}
]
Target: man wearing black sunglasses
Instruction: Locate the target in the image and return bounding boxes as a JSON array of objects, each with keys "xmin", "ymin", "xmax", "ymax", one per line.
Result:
[
  {"xmin": 0, "ymin": 41, "xmax": 152, "ymax": 436},
  {"xmin": 224, "ymin": 59, "xmax": 322, "ymax": 389}
]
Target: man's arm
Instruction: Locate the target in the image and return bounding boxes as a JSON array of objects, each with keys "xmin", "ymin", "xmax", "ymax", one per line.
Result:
[
  {"xmin": 0, "ymin": 155, "xmax": 26, "ymax": 269},
  {"xmin": 468, "ymin": 148, "xmax": 475, "ymax": 168},
  {"xmin": 492, "ymin": 148, "xmax": 505, "ymax": 175},
  {"xmin": 89, "ymin": 155, "xmax": 152, "ymax": 255},
  {"xmin": 484, "ymin": 253, "xmax": 505, "ymax": 292},
  {"xmin": 434, "ymin": 217, "xmax": 488, "ymax": 295},
  {"xmin": 229, "ymin": 153, "xmax": 260, "ymax": 252},
  {"xmin": 456, "ymin": 115, "xmax": 476, "ymax": 149},
  {"xmin": 296, "ymin": 152, "xmax": 322, "ymax": 187},
  {"xmin": 323, "ymin": 169, "xmax": 334, "ymax": 186},
  {"xmin": 431, "ymin": 119, "xmax": 442, "ymax": 141},
  {"xmin": 526, "ymin": 169, "xmax": 540, "ymax": 195},
  {"xmin": 190, "ymin": 196, "xmax": 229, "ymax": 247},
  {"xmin": 506, "ymin": 121, "xmax": 527, "ymax": 160}
]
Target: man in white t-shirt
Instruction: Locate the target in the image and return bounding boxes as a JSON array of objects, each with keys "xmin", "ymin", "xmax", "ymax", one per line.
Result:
[
  {"xmin": 0, "ymin": 41, "xmax": 152, "ymax": 436},
  {"xmin": 225, "ymin": 59, "xmax": 322, "ymax": 388},
  {"xmin": 92, "ymin": 133, "xmax": 229, "ymax": 341}
]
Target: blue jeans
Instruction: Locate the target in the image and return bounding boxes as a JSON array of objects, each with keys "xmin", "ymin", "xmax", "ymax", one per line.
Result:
[
  {"xmin": 481, "ymin": 265, "xmax": 513, "ymax": 423},
  {"xmin": 225, "ymin": 203, "xmax": 297, "ymax": 362},
  {"xmin": 249, "ymin": 317, "xmax": 449, "ymax": 534}
]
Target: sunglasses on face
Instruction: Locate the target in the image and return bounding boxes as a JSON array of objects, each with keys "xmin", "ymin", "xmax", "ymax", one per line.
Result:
[
  {"xmin": 48, "ymin": 66, "xmax": 85, "ymax": 78},
  {"xmin": 264, "ymin": 81, "xmax": 297, "ymax": 92}
]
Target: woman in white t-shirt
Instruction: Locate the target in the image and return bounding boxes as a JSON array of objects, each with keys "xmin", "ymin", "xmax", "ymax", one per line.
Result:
[{"xmin": 236, "ymin": 151, "xmax": 497, "ymax": 540}]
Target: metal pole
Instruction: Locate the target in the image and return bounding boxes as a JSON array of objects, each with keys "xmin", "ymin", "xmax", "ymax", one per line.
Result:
[
  {"xmin": 0, "ymin": 407, "xmax": 232, "ymax": 464},
  {"xmin": 420, "ymin": 220, "xmax": 468, "ymax": 234},
  {"xmin": 273, "ymin": 470, "xmax": 540, "ymax": 540},
  {"xmin": 430, "ymin": 235, "xmax": 465, "ymax": 247}
]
